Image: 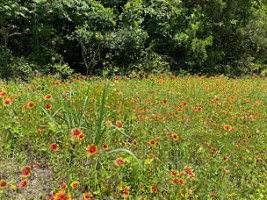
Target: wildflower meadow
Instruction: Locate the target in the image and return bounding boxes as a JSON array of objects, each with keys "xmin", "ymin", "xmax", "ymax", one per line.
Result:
[{"xmin": 0, "ymin": 73, "xmax": 266, "ymax": 200}]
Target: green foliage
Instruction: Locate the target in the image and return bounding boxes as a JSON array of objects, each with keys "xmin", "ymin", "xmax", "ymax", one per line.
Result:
[{"xmin": 0, "ymin": 0, "xmax": 266, "ymax": 77}]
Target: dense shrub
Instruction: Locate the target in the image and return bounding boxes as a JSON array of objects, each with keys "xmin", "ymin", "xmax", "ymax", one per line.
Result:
[{"xmin": 0, "ymin": 0, "xmax": 266, "ymax": 78}]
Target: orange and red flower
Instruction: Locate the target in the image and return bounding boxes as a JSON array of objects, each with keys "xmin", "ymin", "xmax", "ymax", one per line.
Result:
[
  {"xmin": 171, "ymin": 170, "xmax": 178, "ymax": 176},
  {"xmin": 71, "ymin": 129, "xmax": 82, "ymax": 138},
  {"xmin": 60, "ymin": 183, "xmax": 67, "ymax": 190},
  {"xmin": 33, "ymin": 163, "xmax": 40, "ymax": 168},
  {"xmin": 150, "ymin": 184, "xmax": 158, "ymax": 193},
  {"xmin": 123, "ymin": 186, "xmax": 130, "ymax": 198},
  {"xmin": 172, "ymin": 178, "xmax": 179, "ymax": 185},
  {"xmin": 0, "ymin": 180, "xmax": 8, "ymax": 188},
  {"xmin": 179, "ymin": 179, "xmax": 185, "ymax": 185},
  {"xmin": 224, "ymin": 125, "xmax": 232, "ymax": 131},
  {"xmin": 21, "ymin": 166, "xmax": 32, "ymax": 177},
  {"xmin": 172, "ymin": 134, "xmax": 179, "ymax": 140},
  {"xmin": 115, "ymin": 158, "xmax": 125, "ymax": 166},
  {"xmin": 86, "ymin": 144, "xmax": 97, "ymax": 155},
  {"xmin": 83, "ymin": 192, "xmax": 93, "ymax": 199},
  {"xmin": 19, "ymin": 179, "xmax": 27, "ymax": 189},
  {"xmin": 50, "ymin": 143, "xmax": 58, "ymax": 151},
  {"xmin": 3, "ymin": 99, "xmax": 11, "ymax": 106},
  {"xmin": 149, "ymin": 140, "xmax": 156, "ymax": 146},
  {"xmin": 45, "ymin": 104, "xmax": 52, "ymax": 110},
  {"xmin": 0, "ymin": 90, "xmax": 7, "ymax": 97},
  {"xmin": 54, "ymin": 190, "xmax": 71, "ymax": 200},
  {"xmin": 44, "ymin": 94, "xmax": 52, "ymax": 100},
  {"xmin": 10, "ymin": 95, "xmax": 16, "ymax": 100},
  {"xmin": 70, "ymin": 181, "xmax": 79, "ymax": 188},
  {"xmin": 116, "ymin": 120, "xmax": 123, "ymax": 128},
  {"xmin": 78, "ymin": 134, "xmax": 85, "ymax": 141},
  {"xmin": 28, "ymin": 102, "xmax": 34, "ymax": 108}
]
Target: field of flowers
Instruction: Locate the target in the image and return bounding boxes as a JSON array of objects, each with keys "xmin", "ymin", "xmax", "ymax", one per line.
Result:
[{"xmin": 0, "ymin": 73, "xmax": 266, "ymax": 200}]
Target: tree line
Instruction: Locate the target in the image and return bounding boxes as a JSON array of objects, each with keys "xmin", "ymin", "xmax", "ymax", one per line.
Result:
[{"xmin": 1, "ymin": 0, "xmax": 266, "ymax": 78}]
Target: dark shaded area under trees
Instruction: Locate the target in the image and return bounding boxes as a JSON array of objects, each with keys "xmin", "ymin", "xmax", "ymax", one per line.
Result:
[{"xmin": 0, "ymin": 0, "xmax": 266, "ymax": 78}]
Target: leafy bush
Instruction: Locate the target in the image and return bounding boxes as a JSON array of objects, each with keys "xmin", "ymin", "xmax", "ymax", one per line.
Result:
[{"xmin": 0, "ymin": 0, "xmax": 266, "ymax": 77}]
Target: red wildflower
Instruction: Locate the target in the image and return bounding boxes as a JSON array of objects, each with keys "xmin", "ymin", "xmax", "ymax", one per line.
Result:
[
  {"xmin": 44, "ymin": 94, "xmax": 52, "ymax": 100},
  {"xmin": 60, "ymin": 183, "xmax": 67, "ymax": 190},
  {"xmin": 28, "ymin": 102, "xmax": 34, "ymax": 108},
  {"xmin": 36, "ymin": 129, "xmax": 42, "ymax": 134},
  {"xmin": 86, "ymin": 144, "xmax": 97, "ymax": 155},
  {"xmin": 116, "ymin": 120, "xmax": 123, "ymax": 128},
  {"xmin": 179, "ymin": 179, "xmax": 185, "ymax": 185},
  {"xmin": 70, "ymin": 181, "xmax": 79, "ymax": 188},
  {"xmin": 163, "ymin": 99, "xmax": 167, "ymax": 104},
  {"xmin": 54, "ymin": 190, "xmax": 71, "ymax": 200},
  {"xmin": 184, "ymin": 166, "xmax": 192, "ymax": 173},
  {"xmin": 149, "ymin": 140, "xmax": 156, "ymax": 146},
  {"xmin": 188, "ymin": 172, "xmax": 195, "ymax": 178},
  {"xmin": 19, "ymin": 179, "xmax": 27, "ymax": 189},
  {"xmin": 172, "ymin": 134, "xmax": 179, "ymax": 140},
  {"xmin": 224, "ymin": 125, "xmax": 232, "ymax": 131},
  {"xmin": 103, "ymin": 144, "xmax": 108, "ymax": 149},
  {"xmin": 78, "ymin": 134, "xmax": 85, "ymax": 141},
  {"xmin": 150, "ymin": 184, "xmax": 158, "ymax": 193},
  {"xmin": 132, "ymin": 140, "xmax": 137, "ymax": 146},
  {"xmin": 172, "ymin": 178, "xmax": 179, "ymax": 185},
  {"xmin": 3, "ymin": 99, "xmax": 11, "ymax": 106},
  {"xmin": 83, "ymin": 192, "xmax": 93, "ymax": 199},
  {"xmin": 166, "ymin": 132, "xmax": 172, "ymax": 136},
  {"xmin": 0, "ymin": 180, "xmax": 8, "ymax": 188},
  {"xmin": 0, "ymin": 91, "xmax": 6, "ymax": 97},
  {"xmin": 45, "ymin": 104, "xmax": 52, "ymax": 110},
  {"xmin": 123, "ymin": 186, "xmax": 130, "ymax": 198},
  {"xmin": 50, "ymin": 143, "xmax": 58, "ymax": 151},
  {"xmin": 115, "ymin": 158, "xmax": 125, "ymax": 166},
  {"xmin": 210, "ymin": 193, "xmax": 215, "ymax": 197},
  {"xmin": 171, "ymin": 170, "xmax": 178, "ymax": 176},
  {"xmin": 21, "ymin": 166, "xmax": 32, "ymax": 177},
  {"xmin": 10, "ymin": 95, "xmax": 16, "ymax": 100},
  {"xmin": 71, "ymin": 129, "xmax": 82, "ymax": 137}
]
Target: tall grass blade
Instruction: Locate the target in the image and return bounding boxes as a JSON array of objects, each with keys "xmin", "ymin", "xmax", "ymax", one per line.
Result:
[
  {"xmin": 95, "ymin": 78, "xmax": 112, "ymax": 145},
  {"xmin": 78, "ymin": 96, "xmax": 88, "ymax": 127},
  {"xmin": 102, "ymin": 148, "xmax": 143, "ymax": 169},
  {"xmin": 52, "ymin": 107, "xmax": 65, "ymax": 118},
  {"xmin": 40, "ymin": 106, "xmax": 59, "ymax": 126},
  {"xmin": 112, "ymin": 125, "xmax": 130, "ymax": 138}
]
